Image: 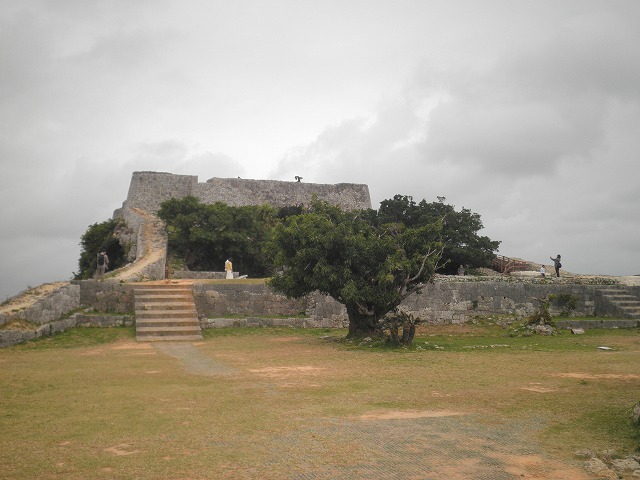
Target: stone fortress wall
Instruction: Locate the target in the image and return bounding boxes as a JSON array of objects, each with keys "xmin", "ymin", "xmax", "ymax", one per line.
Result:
[
  {"xmin": 114, "ymin": 171, "xmax": 372, "ymax": 216},
  {"xmin": 109, "ymin": 171, "xmax": 372, "ymax": 282}
]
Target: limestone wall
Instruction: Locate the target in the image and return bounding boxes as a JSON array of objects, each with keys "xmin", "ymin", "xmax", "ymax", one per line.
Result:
[
  {"xmin": 192, "ymin": 283, "xmax": 307, "ymax": 318},
  {"xmin": 115, "ymin": 171, "xmax": 372, "ymax": 215},
  {"xmin": 2, "ymin": 278, "xmax": 635, "ymax": 348},
  {"xmin": 78, "ymin": 280, "xmax": 135, "ymax": 313},
  {"xmin": 194, "ymin": 177, "xmax": 372, "ymax": 210},
  {"xmin": 117, "ymin": 171, "xmax": 197, "ymax": 214},
  {"xmin": 0, "ymin": 284, "xmax": 80, "ymax": 327},
  {"xmin": 304, "ymin": 279, "xmax": 619, "ymax": 325}
]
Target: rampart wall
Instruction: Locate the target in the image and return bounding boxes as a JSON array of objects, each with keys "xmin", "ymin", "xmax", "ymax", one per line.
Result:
[
  {"xmin": 115, "ymin": 171, "xmax": 372, "ymax": 216},
  {"xmin": 2, "ymin": 279, "xmax": 636, "ymax": 348}
]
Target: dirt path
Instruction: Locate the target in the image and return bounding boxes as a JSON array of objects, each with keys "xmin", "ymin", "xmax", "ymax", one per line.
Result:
[{"xmin": 109, "ymin": 207, "xmax": 167, "ymax": 282}]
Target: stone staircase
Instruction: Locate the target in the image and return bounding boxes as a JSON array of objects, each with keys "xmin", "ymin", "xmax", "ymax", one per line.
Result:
[
  {"xmin": 598, "ymin": 286, "xmax": 640, "ymax": 318},
  {"xmin": 134, "ymin": 283, "xmax": 203, "ymax": 341}
]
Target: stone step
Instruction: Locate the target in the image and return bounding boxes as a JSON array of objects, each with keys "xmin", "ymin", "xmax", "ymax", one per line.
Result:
[
  {"xmin": 136, "ymin": 310, "xmax": 197, "ymax": 319},
  {"xmin": 137, "ymin": 326, "xmax": 202, "ymax": 334},
  {"xmin": 133, "ymin": 283, "xmax": 203, "ymax": 342},
  {"xmin": 602, "ymin": 293, "xmax": 638, "ymax": 300},
  {"xmin": 135, "ymin": 294, "xmax": 193, "ymax": 302},
  {"xmin": 136, "ymin": 334, "xmax": 204, "ymax": 342},
  {"xmin": 598, "ymin": 286, "xmax": 640, "ymax": 318},
  {"xmin": 136, "ymin": 318, "xmax": 200, "ymax": 326},
  {"xmin": 135, "ymin": 304, "xmax": 193, "ymax": 310}
]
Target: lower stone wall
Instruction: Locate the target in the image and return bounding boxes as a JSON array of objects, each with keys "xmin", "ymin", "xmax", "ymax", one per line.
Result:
[
  {"xmin": 0, "ymin": 313, "xmax": 134, "ymax": 348},
  {"xmin": 193, "ymin": 283, "xmax": 307, "ymax": 318},
  {"xmin": 403, "ymin": 281, "xmax": 601, "ymax": 324},
  {"xmin": 77, "ymin": 280, "xmax": 135, "ymax": 313},
  {"xmin": 202, "ymin": 316, "xmax": 344, "ymax": 329},
  {"xmin": 0, "ymin": 284, "xmax": 80, "ymax": 327},
  {"xmin": 173, "ymin": 271, "xmax": 237, "ymax": 280},
  {"xmin": 2, "ymin": 277, "xmax": 636, "ymax": 348},
  {"xmin": 556, "ymin": 319, "xmax": 640, "ymax": 329}
]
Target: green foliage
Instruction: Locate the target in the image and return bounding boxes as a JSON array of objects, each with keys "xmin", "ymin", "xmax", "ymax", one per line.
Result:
[
  {"xmin": 75, "ymin": 219, "xmax": 125, "ymax": 279},
  {"xmin": 549, "ymin": 293, "xmax": 578, "ymax": 316},
  {"xmin": 524, "ymin": 296, "xmax": 554, "ymax": 327},
  {"xmin": 266, "ymin": 200, "xmax": 443, "ymax": 337},
  {"xmin": 376, "ymin": 195, "xmax": 501, "ymax": 274},
  {"xmin": 158, "ymin": 196, "xmax": 277, "ymax": 277}
]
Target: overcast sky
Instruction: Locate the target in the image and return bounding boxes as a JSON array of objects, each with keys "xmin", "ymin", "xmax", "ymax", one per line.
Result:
[{"xmin": 1, "ymin": 0, "xmax": 639, "ymax": 300}]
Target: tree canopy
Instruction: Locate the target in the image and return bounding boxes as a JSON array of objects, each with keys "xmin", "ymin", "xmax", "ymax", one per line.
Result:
[
  {"xmin": 376, "ymin": 195, "xmax": 500, "ymax": 273},
  {"xmin": 75, "ymin": 219, "xmax": 125, "ymax": 279},
  {"xmin": 266, "ymin": 201, "xmax": 443, "ymax": 337},
  {"xmin": 157, "ymin": 196, "xmax": 276, "ymax": 277}
]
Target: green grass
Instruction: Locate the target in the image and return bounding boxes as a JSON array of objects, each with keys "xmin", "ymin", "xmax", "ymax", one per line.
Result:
[
  {"xmin": 9, "ymin": 325, "xmax": 135, "ymax": 350},
  {"xmin": 1, "ymin": 323, "xmax": 638, "ymax": 479}
]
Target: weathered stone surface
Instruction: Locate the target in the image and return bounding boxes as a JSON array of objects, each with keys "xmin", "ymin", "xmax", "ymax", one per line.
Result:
[
  {"xmin": 612, "ymin": 458, "xmax": 640, "ymax": 471},
  {"xmin": 585, "ymin": 458, "xmax": 617, "ymax": 479},
  {"xmin": 116, "ymin": 171, "xmax": 371, "ymax": 214}
]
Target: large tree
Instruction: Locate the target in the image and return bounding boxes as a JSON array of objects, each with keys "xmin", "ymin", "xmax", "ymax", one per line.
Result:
[
  {"xmin": 377, "ymin": 195, "xmax": 500, "ymax": 274},
  {"xmin": 267, "ymin": 201, "xmax": 443, "ymax": 337},
  {"xmin": 157, "ymin": 196, "xmax": 276, "ymax": 277}
]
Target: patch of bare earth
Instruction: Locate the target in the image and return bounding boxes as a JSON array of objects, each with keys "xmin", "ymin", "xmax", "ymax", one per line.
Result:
[
  {"xmin": 553, "ymin": 372, "xmax": 640, "ymax": 380},
  {"xmin": 359, "ymin": 410, "xmax": 465, "ymax": 420}
]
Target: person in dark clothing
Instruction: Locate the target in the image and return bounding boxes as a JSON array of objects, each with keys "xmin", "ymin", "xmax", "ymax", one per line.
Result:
[
  {"xmin": 95, "ymin": 250, "xmax": 109, "ymax": 280},
  {"xmin": 550, "ymin": 254, "xmax": 562, "ymax": 277}
]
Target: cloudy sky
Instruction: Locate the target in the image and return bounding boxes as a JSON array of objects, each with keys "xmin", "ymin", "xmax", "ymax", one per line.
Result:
[{"xmin": 1, "ymin": 0, "xmax": 639, "ymax": 299}]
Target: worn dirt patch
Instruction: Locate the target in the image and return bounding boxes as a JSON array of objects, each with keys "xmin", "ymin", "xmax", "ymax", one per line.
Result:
[
  {"xmin": 522, "ymin": 382, "xmax": 558, "ymax": 393},
  {"xmin": 104, "ymin": 444, "xmax": 141, "ymax": 456},
  {"xmin": 553, "ymin": 372, "xmax": 640, "ymax": 380},
  {"xmin": 269, "ymin": 337, "xmax": 304, "ymax": 342},
  {"xmin": 111, "ymin": 342, "xmax": 154, "ymax": 350},
  {"xmin": 359, "ymin": 410, "xmax": 466, "ymax": 420},
  {"xmin": 495, "ymin": 451, "xmax": 592, "ymax": 480},
  {"xmin": 248, "ymin": 366, "xmax": 326, "ymax": 378}
]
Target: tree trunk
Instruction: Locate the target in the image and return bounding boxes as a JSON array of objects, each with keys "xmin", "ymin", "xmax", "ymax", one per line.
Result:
[
  {"xmin": 346, "ymin": 306, "xmax": 378, "ymax": 338},
  {"xmin": 401, "ymin": 324, "xmax": 416, "ymax": 346}
]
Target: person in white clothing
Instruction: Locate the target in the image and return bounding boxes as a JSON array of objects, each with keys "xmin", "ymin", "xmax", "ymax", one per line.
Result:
[{"xmin": 225, "ymin": 257, "xmax": 233, "ymax": 279}]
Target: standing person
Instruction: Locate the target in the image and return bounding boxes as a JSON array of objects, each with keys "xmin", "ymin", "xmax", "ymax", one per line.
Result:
[
  {"xmin": 540, "ymin": 265, "xmax": 546, "ymax": 278},
  {"xmin": 550, "ymin": 254, "xmax": 562, "ymax": 277},
  {"xmin": 457, "ymin": 265, "xmax": 465, "ymax": 276},
  {"xmin": 225, "ymin": 257, "xmax": 233, "ymax": 279},
  {"xmin": 95, "ymin": 250, "xmax": 109, "ymax": 280}
]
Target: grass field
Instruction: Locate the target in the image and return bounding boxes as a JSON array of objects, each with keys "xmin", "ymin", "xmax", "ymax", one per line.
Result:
[{"xmin": 1, "ymin": 324, "xmax": 638, "ymax": 479}]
